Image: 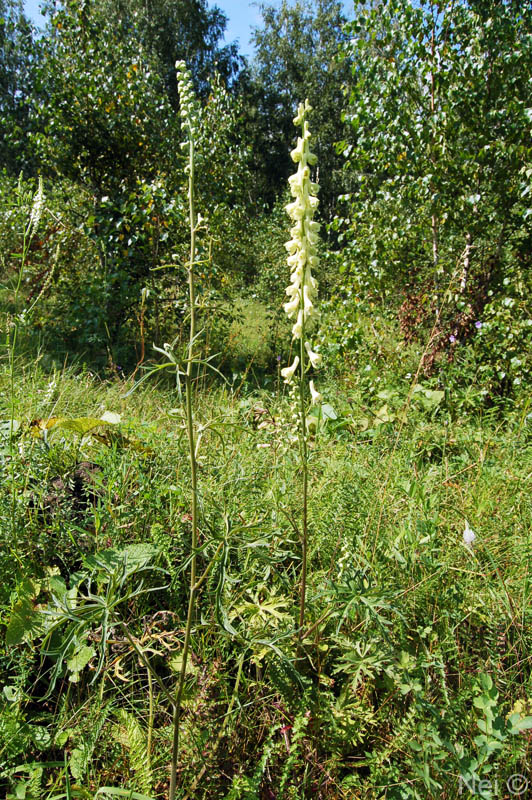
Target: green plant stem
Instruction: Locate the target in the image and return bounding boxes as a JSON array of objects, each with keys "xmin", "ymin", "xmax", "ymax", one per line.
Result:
[
  {"xmin": 147, "ymin": 664, "xmax": 153, "ymax": 778},
  {"xmin": 297, "ymin": 326, "xmax": 308, "ymax": 640},
  {"xmin": 8, "ymin": 208, "xmax": 31, "ymax": 547},
  {"xmin": 169, "ymin": 134, "xmax": 199, "ymax": 800}
]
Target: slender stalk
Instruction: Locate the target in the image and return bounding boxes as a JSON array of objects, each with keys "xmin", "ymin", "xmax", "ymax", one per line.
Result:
[
  {"xmin": 297, "ymin": 324, "xmax": 308, "ymax": 639},
  {"xmin": 147, "ymin": 664, "xmax": 153, "ymax": 779},
  {"xmin": 8, "ymin": 239, "xmax": 25, "ymax": 541},
  {"xmin": 169, "ymin": 120, "xmax": 199, "ymax": 800},
  {"xmin": 281, "ymin": 101, "xmax": 321, "ymax": 641},
  {"xmin": 8, "ymin": 181, "xmax": 40, "ymax": 549}
]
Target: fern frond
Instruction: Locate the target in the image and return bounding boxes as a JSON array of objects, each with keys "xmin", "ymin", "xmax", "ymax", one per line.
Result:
[{"xmin": 114, "ymin": 708, "xmax": 152, "ymax": 796}]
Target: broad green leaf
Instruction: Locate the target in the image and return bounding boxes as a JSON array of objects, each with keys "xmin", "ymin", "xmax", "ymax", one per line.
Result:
[
  {"xmin": 66, "ymin": 645, "xmax": 96, "ymax": 682},
  {"xmin": 6, "ymin": 580, "xmax": 44, "ymax": 646},
  {"xmin": 69, "ymin": 746, "xmax": 88, "ymax": 781},
  {"xmin": 30, "ymin": 415, "xmax": 120, "ymax": 439},
  {"xmin": 507, "ymin": 714, "xmax": 532, "ymax": 734},
  {"xmin": 320, "ymin": 403, "xmax": 338, "ymax": 421},
  {"xmin": 374, "ymin": 404, "xmax": 394, "ymax": 425},
  {"xmin": 83, "ymin": 544, "xmax": 158, "ymax": 579}
]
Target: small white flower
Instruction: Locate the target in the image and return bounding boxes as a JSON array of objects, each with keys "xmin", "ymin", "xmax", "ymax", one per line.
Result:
[
  {"xmin": 309, "ymin": 380, "xmax": 322, "ymax": 406},
  {"xmin": 281, "ymin": 355, "xmax": 300, "ymax": 384},
  {"xmin": 283, "ymin": 293, "xmax": 300, "ymax": 318},
  {"xmin": 292, "ymin": 310, "xmax": 303, "ymax": 339},
  {"xmin": 305, "ymin": 341, "xmax": 322, "ymax": 369},
  {"xmin": 463, "ymin": 521, "xmax": 476, "ymax": 547},
  {"xmin": 290, "ymin": 137, "xmax": 305, "ymax": 163},
  {"xmin": 303, "ymin": 284, "xmax": 314, "ymax": 316}
]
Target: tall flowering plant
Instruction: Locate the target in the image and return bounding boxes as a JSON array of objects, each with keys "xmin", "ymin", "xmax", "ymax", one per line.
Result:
[
  {"xmin": 281, "ymin": 100, "xmax": 322, "ymax": 637},
  {"xmin": 169, "ymin": 60, "xmax": 201, "ymax": 800}
]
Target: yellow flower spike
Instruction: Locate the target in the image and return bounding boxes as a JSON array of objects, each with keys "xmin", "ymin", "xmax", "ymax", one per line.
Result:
[{"xmin": 283, "ymin": 100, "xmax": 320, "ymax": 343}]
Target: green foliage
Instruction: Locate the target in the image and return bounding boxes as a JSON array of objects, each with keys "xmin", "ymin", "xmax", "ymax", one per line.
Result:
[
  {"xmin": 0, "ymin": 0, "xmax": 35, "ymax": 173},
  {"xmin": 113, "ymin": 709, "xmax": 152, "ymax": 795},
  {"xmin": 2, "ymin": 359, "xmax": 532, "ymax": 797},
  {"xmin": 32, "ymin": 0, "xmax": 177, "ymax": 194},
  {"xmin": 95, "ymin": 0, "xmax": 243, "ymax": 103},
  {"xmin": 67, "ymin": 704, "xmax": 112, "ymax": 782},
  {"xmin": 249, "ymin": 0, "xmax": 351, "ymax": 211},
  {"xmin": 335, "ymin": 0, "xmax": 532, "ymax": 402}
]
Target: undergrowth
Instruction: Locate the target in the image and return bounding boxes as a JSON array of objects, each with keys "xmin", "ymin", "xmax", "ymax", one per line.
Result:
[{"xmin": 1, "ymin": 358, "xmax": 531, "ymax": 799}]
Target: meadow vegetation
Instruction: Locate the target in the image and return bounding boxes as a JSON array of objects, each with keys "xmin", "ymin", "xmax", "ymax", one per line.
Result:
[{"xmin": 1, "ymin": 1, "xmax": 532, "ymax": 798}]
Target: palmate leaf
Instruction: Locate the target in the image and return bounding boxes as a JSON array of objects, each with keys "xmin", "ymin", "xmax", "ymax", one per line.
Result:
[
  {"xmin": 412, "ymin": 384, "xmax": 445, "ymax": 411},
  {"xmin": 83, "ymin": 543, "xmax": 160, "ymax": 579},
  {"xmin": 27, "ymin": 414, "xmax": 153, "ymax": 453}
]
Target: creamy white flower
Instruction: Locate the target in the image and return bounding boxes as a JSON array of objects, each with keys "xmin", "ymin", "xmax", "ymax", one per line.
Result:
[
  {"xmin": 284, "ymin": 293, "xmax": 300, "ymax": 318},
  {"xmin": 303, "ymin": 284, "xmax": 314, "ymax": 317},
  {"xmin": 305, "ymin": 269, "xmax": 318, "ymax": 291},
  {"xmin": 288, "ymin": 202, "xmax": 301, "ymax": 219},
  {"xmin": 292, "ymin": 310, "xmax": 303, "ymax": 339},
  {"xmin": 290, "ymin": 138, "xmax": 305, "ymax": 163},
  {"xmin": 305, "ymin": 342, "xmax": 322, "ymax": 369},
  {"xmin": 463, "ymin": 521, "xmax": 476, "ymax": 547},
  {"xmin": 293, "ymin": 99, "xmax": 312, "ymax": 126},
  {"xmin": 309, "ymin": 380, "xmax": 322, "ymax": 405},
  {"xmin": 281, "ymin": 355, "xmax": 300, "ymax": 384},
  {"xmin": 285, "ymin": 240, "xmax": 298, "ymax": 255}
]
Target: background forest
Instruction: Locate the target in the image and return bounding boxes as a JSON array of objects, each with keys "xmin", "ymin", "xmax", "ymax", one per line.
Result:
[{"xmin": 1, "ymin": 1, "xmax": 532, "ymax": 798}]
